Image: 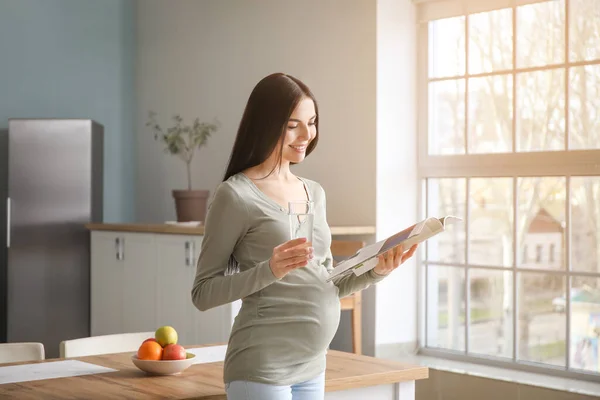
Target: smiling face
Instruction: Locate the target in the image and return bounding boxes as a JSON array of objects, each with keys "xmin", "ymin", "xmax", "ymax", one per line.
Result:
[
  {"xmin": 223, "ymin": 73, "xmax": 321, "ymax": 181},
  {"xmin": 279, "ymin": 96, "xmax": 317, "ymax": 165}
]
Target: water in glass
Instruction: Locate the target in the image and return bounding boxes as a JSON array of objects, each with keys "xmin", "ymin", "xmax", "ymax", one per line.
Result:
[{"xmin": 288, "ymin": 201, "xmax": 314, "ymax": 242}]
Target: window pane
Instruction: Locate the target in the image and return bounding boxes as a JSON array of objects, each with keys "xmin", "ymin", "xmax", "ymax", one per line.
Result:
[
  {"xmin": 427, "ymin": 178, "xmax": 466, "ymax": 263},
  {"xmin": 469, "ymin": 269, "xmax": 513, "ymax": 358},
  {"xmin": 518, "ymin": 273, "xmax": 566, "ymax": 367},
  {"xmin": 569, "ymin": 65, "xmax": 600, "ymax": 150},
  {"xmin": 469, "ymin": 178, "xmax": 513, "ymax": 267},
  {"xmin": 517, "ymin": 0, "xmax": 565, "ymax": 68},
  {"xmin": 468, "ymin": 74, "xmax": 513, "ymax": 153},
  {"xmin": 516, "ymin": 69, "xmax": 566, "ymax": 152},
  {"xmin": 427, "ymin": 265, "xmax": 465, "ymax": 352},
  {"xmin": 468, "ymin": 8, "xmax": 513, "ymax": 74},
  {"xmin": 571, "ymin": 276, "xmax": 600, "ymax": 372},
  {"xmin": 569, "ymin": 0, "xmax": 600, "ymax": 62},
  {"xmin": 429, "ymin": 16, "xmax": 465, "ymax": 78},
  {"xmin": 517, "ymin": 177, "xmax": 566, "ymax": 270},
  {"xmin": 571, "ymin": 177, "xmax": 600, "ymax": 273},
  {"xmin": 429, "ymin": 79, "xmax": 465, "ymax": 155}
]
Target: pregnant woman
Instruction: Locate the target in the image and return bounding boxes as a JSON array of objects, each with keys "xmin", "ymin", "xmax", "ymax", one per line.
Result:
[{"xmin": 191, "ymin": 72, "xmax": 417, "ymax": 400}]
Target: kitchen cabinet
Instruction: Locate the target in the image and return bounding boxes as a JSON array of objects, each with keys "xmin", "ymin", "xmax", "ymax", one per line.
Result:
[
  {"xmin": 155, "ymin": 234, "xmax": 199, "ymax": 346},
  {"xmin": 90, "ymin": 231, "xmax": 157, "ymax": 336},
  {"xmin": 90, "ymin": 231, "xmax": 239, "ymax": 346},
  {"xmin": 121, "ymin": 233, "xmax": 157, "ymax": 334},
  {"xmin": 90, "ymin": 231, "xmax": 124, "ymax": 336}
]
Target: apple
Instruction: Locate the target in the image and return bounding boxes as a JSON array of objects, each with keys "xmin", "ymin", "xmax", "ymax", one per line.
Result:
[
  {"xmin": 155, "ymin": 326, "xmax": 178, "ymax": 347},
  {"xmin": 162, "ymin": 344, "xmax": 186, "ymax": 360}
]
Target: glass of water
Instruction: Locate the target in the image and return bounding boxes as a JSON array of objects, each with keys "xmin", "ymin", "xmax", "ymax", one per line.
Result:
[{"xmin": 288, "ymin": 201, "xmax": 314, "ymax": 243}]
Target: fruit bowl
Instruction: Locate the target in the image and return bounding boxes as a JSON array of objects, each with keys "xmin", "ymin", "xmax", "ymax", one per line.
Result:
[{"xmin": 131, "ymin": 353, "xmax": 196, "ymax": 376}]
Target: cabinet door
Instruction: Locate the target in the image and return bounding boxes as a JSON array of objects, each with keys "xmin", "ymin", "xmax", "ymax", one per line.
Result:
[
  {"xmin": 90, "ymin": 231, "xmax": 124, "ymax": 336},
  {"xmin": 155, "ymin": 234, "xmax": 197, "ymax": 346},
  {"xmin": 122, "ymin": 233, "xmax": 158, "ymax": 333}
]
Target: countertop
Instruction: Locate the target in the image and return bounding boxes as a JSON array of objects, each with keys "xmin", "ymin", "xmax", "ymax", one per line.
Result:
[{"xmin": 85, "ymin": 223, "xmax": 376, "ymax": 236}]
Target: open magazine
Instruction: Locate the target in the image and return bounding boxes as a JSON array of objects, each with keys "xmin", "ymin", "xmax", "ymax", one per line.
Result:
[{"xmin": 326, "ymin": 215, "xmax": 462, "ymax": 282}]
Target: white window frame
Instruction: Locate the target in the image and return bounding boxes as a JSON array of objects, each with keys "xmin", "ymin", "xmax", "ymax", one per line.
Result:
[{"xmin": 415, "ymin": 0, "xmax": 600, "ymax": 383}]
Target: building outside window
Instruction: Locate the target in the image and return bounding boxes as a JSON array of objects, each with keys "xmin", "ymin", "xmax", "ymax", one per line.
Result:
[{"xmin": 416, "ymin": 0, "xmax": 600, "ymax": 380}]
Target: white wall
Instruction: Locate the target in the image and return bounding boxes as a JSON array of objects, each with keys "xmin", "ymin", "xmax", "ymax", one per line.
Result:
[
  {"xmin": 374, "ymin": 0, "xmax": 419, "ymax": 354},
  {"xmin": 135, "ymin": 0, "xmax": 376, "ymax": 227}
]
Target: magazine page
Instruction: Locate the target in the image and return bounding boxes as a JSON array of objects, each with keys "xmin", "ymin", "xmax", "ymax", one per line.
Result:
[
  {"xmin": 350, "ymin": 218, "xmax": 444, "ymax": 276},
  {"xmin": 326, "ymin": 221, "xmax": 426, "ymax": 282},
  {"xmin": 326, "ymin": 215, "xmax": 462, "ymax": 281},
  {"xmin": 439, "ymin": 215, "xmax": 463, "ymax": 227},
  {"xmin": 326, "ymin": 237, "xmax": 388, "ymax": 282}
]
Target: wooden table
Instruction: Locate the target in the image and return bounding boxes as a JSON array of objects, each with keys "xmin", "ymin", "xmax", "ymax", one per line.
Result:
[{"xmin": 0, "ymin": 345, "xmax": 428, "ymax": 399}]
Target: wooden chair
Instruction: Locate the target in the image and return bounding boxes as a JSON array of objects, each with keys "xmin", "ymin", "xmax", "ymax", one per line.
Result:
[
  {"xmin": 60, "ymin": 331, "xmax": 154, "ymax": 358},
  {"xmin": 331, "ymin": 239, "xmax": 365, "ymax": 355},
  {"xmin": 0, "ymin": 342, "xmax": 45, "ymax": 364}
]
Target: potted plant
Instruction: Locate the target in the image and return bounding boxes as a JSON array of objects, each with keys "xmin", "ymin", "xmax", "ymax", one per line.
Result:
[{"xmin": 146, "ymin": 111, "xmax": 219, "ymax": 223}]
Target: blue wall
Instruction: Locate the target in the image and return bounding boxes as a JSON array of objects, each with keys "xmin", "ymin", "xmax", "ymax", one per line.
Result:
[{"xmin": 0, "ymin": 0, "xmax": 135, "ymax": 222}]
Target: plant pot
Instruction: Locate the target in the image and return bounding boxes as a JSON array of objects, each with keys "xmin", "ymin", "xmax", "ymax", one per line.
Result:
[{"xmin": 172, "ymin": 190, "xmax": 210, "ymax": 223}]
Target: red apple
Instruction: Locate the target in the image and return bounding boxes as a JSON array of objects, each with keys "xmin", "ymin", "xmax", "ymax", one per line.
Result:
[{"xmin": 162, "ymin": 343, "xmax": 186, "ymax": 360}]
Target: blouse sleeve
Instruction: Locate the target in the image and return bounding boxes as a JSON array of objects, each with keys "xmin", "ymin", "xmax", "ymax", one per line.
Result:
[{"xmin": 190, "ymin": 182, "xmax": 279, "ymax": 311}]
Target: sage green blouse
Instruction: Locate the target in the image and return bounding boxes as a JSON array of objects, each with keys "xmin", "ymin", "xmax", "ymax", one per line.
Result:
[{"xmin": 191, "ymin": 173, "xmax": 385, "ymax": 385}]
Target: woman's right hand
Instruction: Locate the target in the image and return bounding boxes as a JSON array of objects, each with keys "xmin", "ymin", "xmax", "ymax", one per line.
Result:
[{"xmin": 269, "ymin": 238, "xmax": 314, "ymax": 279}]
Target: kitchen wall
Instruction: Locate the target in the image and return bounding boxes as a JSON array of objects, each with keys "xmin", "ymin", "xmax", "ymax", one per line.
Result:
[
  {"xmin": 135, "ymin": 0, "xmax": 377, "ymax": 227},
  {"xmin": 135, "ymin": 0, "xmax": 419, "ymax": 356},
  {"xmin": 0, "ymin": 0, "xmax": 136, "ymax": 222}
]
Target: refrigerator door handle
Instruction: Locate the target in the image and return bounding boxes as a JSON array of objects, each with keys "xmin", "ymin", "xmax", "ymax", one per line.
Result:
[{"xmin": 6, "ymin": 197, "xmax": 10, "ymax": 248}]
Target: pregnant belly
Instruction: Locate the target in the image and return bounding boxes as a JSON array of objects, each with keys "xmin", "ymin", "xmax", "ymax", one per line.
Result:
[{"xmin": 255, "ymin": 285, "xmax": 342, "ymax": 356}]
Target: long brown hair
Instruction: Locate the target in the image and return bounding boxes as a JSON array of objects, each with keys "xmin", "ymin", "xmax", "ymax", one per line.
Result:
[{"xmin": 223, "ymin": 73, "xmax": 319, "ymax": 181}]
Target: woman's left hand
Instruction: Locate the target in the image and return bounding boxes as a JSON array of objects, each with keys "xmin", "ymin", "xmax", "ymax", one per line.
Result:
[{"xmin": 373, "ymin": 244, "xmax": 419, "ymax": 276}]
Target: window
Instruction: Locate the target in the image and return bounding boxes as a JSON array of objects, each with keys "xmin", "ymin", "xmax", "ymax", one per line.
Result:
[{"xmin": 417, "ymin": 0, "xmax": 600, "ymax": 380}]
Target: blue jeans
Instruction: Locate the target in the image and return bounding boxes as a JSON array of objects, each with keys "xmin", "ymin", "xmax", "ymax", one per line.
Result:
[{"xmin": 225, "ymin": 372, "xmax": 325, "ymax": 400}]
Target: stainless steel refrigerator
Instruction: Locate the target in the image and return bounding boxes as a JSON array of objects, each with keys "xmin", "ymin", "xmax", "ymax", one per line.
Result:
[{"xmin": 0, "ymin": 119, "xmax": 103, "ymax": 358}]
